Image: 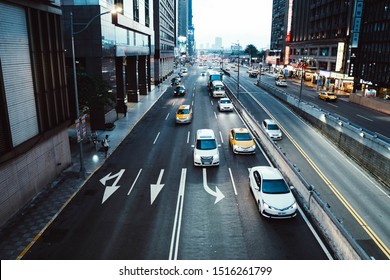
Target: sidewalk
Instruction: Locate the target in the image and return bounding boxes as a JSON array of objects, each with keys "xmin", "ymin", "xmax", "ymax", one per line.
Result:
[{"xmin": 0, "ymin": 83, "xmax": 169, "ymax": 260}]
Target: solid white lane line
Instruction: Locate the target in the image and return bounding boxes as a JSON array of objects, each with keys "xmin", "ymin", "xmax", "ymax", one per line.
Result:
[
  {"xmin": 127, "ymin": 169, "xmax": 142, "ymax": 195},
  {"xmin": 228, "ymin": 168, "xmax": 238, "ymax": 195},
  {"xmin": 187, "ymin": 131, "xmax": 191, "ymax": 144},
  {"xmin": 165, "ymin": 113, "xmax": 170, "ymax": 120},
  {"xmin": 153, "ymin": 132, "xmax": 160, "ymax": 144},
  {"xmin": 169, "ymin": 168, "xmax": 187, "ymax": 260},
  {"xmin": 298, "ymin": 206, "xmax": 334, "ymax": 260}
]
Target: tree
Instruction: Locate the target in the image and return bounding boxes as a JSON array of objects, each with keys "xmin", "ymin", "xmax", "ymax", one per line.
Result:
[
  {"xmin": 67, "ymin": 71, "xmax": 114, "ymax": 115},
  {"xmin": 244, "ymin": 44, "xmax": 259, "ymax": 65}
]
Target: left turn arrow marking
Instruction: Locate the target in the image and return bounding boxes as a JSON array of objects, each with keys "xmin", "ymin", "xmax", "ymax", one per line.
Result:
[{"xmin": 100, "ymin": 169, "xmax": 125, "ymax": 204}]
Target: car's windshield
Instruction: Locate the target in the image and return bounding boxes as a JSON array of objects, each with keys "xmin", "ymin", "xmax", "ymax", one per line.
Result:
[
  {"xmin": 235, "ymin": 132, "xmax": 252, "ymax": 141},
  {"xmin": 268, "ymin": 124, "xmax": 279, "ymax": 130},
  {"xmin": 177, "ymin": 109, "xmax": 189, "ymax": 114},
  {"xmin": 221, "ymin": 99, "xmax": 231, "ymax": 104},
  {"xmin": 196, "ymin": 139, "xmax": 217, "ymax": 150},
  {"xmin": 262, "ymin": 179, "xmax": 290, "ymax": 194}
]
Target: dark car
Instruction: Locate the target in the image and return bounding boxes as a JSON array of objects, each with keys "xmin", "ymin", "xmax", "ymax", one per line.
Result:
[
  {"xmin": 171, "ymin": 77, "xmax": 181, "ymax": 86},
  {"xmin": 174, "ymin": 85, "xmax": 186, "ymax": 96}
]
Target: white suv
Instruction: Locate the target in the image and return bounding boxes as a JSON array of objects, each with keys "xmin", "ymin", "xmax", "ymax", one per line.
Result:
[{"xmin": 192, "ymin": 129, "xmax": 220, "ymax": 166}]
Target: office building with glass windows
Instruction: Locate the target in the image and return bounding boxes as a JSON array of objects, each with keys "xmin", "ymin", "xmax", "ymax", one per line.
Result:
[
  {"xmin": 62, "ymin": 0, "xmax": 154, "ymax": 130},
  {"xmin": 0, "ymin": 0, "xmax": 71, "ymax": 227}
]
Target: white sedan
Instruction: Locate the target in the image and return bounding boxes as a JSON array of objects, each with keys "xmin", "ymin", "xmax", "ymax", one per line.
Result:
[
  {"xmin": 249, "ymin": 166, "xmax": 297, "ymax": 218},
  {"xmin": 218, "ymin": 98, "xmax": 234, "ymax": 111}
]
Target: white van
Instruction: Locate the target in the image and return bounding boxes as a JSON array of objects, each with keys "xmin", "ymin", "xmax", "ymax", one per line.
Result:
[
  {"xmin": 211, "ymin": 80, "xmax": 225, "ymax": 98},
  {"xmin": 192, "ymin": 129, "xmax": 220, "ymax": 166}
]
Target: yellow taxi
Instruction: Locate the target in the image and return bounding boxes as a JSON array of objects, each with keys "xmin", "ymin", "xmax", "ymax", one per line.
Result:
[
  {"xmin": 318, "ymin": 91, "xmax": 337, "ymax": 101},
  {"xmin": 175, "ymin": 105, "xmax": 192, "ymax": 124},
  {"xmin": 228, "ymin": 128, "xmax": 256, "ymax": 154}
]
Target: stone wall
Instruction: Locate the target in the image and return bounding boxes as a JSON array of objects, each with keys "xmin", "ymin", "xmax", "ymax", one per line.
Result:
[{"xmin": 0, "ymin": 129, "xmax": 71, "ymax": 227}]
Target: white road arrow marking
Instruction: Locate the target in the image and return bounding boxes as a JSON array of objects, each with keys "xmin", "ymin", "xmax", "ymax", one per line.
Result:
[
  {"xmin": 100, "ymin": 169, "xmax": 125, "ymax": 204},
  {"xmin": 202, "ymin": 168, "xmax": 225, "ymax": 204},
  {"xmin": 150, "ymin": 169, "xmax": 165, "ymax": 205}
]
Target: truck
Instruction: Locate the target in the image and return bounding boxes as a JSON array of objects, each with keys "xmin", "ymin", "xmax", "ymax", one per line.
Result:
[{"xmin": 207, "ymin": 71, "xmax": 222, "ymax": 92}]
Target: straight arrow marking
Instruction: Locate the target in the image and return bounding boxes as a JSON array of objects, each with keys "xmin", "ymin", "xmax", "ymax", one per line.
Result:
[
  {"xmin": 202, "ymin": 168, "xmax": 225, "ymax": 204},
  {"xmin": 150, "ymin": 169, "xmax": 165, "ymax": 205}
]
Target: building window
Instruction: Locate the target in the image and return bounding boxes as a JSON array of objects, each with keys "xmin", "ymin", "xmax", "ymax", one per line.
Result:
[
  {"xmin": 320, "ymin": 47, "xmax": 329, "ymax": 56},
  {"xmin": 133, "ymin": 0, "xmax": 139, "ymax": 22},
  {"xmin": 145, "ymin": 0, "xmax": 150, "ymax": 27}
]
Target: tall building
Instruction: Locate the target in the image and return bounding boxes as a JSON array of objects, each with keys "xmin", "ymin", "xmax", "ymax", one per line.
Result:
[
  {"xmin": 287, "ymin": 0, "xmax": 355, "ymax": 92},
  {"xmin": 0, "ymin": 0, "xmax": 71, "ymax": 227},
  {"xmin": 187, "ymin": 0, "xmax": 195, "ymax": 58},
  {"xmin": 213, "ymin": 37, "xmax": 222, "ymax": 50},
  {"xmin": 270, "ymin": 0, "xmax": 289, "ymax": 64},
  {"xmin": 178, "ymin": 0, "xmax": 188, "ymax": 38},
  {"xmin": 352, "ymin": 0, "xmax": 390, "ymax": 97},
  {"xmin": 62, "ymin": 0, "xmax": 154, "ymax": 129},
  {"xmin": 153, "ymin": 0, "xmax": 176, "ymax": 83}
]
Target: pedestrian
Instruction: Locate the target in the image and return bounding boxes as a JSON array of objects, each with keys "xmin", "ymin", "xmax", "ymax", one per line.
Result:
[{"xmin": 102, "ymin": 134, "xmax": 110, "ymax": 158}]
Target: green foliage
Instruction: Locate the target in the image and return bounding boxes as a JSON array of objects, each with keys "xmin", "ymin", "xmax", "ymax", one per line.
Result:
[
  {"xmin": 68, "ymin": 71, "xmax": 114, "ymax": 114},
  {"xmin": 244, "ymin": 44, "xmax": 259, "ymax": 58}
]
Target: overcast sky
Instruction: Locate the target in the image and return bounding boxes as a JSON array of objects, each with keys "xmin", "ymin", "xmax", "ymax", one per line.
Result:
[{"xmin": 192, "ymin": 0, "xmax": 273, "ymax": 50}]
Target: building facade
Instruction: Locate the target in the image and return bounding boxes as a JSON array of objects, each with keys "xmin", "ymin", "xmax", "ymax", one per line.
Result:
[
  {"xmin": 62, "ymin": 0, "xmax": 154, "ymax": 129},
  {"xmin": 352, "ymin": 0, "xmax": 390, "ymax": 97},
  {"xmin": 0, "ymin": 0, "xmax": 71, "ymax": 226},
  {"xmin": 270, "ymin": 0, "xmax": 289, "ymax": 64},
  {"xmin": 153, "ymin": 0, "xmax": 176, "ymax": 84},
  {"xmin": 285, "ymin": 0, "xmax": 355, "ymax": 92}
]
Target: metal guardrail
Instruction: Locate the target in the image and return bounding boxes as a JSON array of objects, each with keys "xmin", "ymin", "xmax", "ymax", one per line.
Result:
[{"xmin": 223, "ymin": 82, "xmax": 371, "ymax": 260}]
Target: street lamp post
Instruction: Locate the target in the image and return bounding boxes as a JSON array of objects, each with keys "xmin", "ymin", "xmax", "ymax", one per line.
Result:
[
  {"xmin": 257, "ymin": 63, "xmax": 262, "ymax": 85},
  {"xmin": 236, "ymin": 42, "xmax": 240, "ymax": 99},
  {"xmin": 298, "ymin": 61, "xmax": 306, "ymax": 105},
  {"xmin": 70, "ymin": 8, "xmax": 120, "ymax": 177}
]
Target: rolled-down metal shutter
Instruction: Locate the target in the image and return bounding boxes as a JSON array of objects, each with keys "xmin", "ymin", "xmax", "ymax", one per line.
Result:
[{"xmin": 0, "ymin": 2, "xmax": 39, "ymax": 147}]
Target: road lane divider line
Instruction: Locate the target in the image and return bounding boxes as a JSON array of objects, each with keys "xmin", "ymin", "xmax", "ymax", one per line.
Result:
[
  {"xmin": 165, "ymin": 113, "xmax": 170, "ymax": 120},
  {"xmin": 169, "ymin": 168, "xmax": 187, "ymax": 260},
  {"xmin": 297, "ymin": 206, "xmax": 334, "ymax": 259},
  {"xmin": 357, "ymin": 114, "xmax": 373, "ymax": 122},
  {"xmin": 214, "ymin": 112, "xmax": 217, "ymax": 119},
  {"xmin": 246, "ymin": 90, "xmax": 390, "ymax": 259},
  {"xmin": 228, "ymin": 168, "xmax": 238, "ymax": 195},
  {"xmin": 127, "ymin": 169, "xmax": 142, "ymax": 196},
  {"xmin": 153, "ymin": 132, "xmax": 160, "ymax": 145},
  {"xmin": 187, "ymin": 131, "xmax": 191, "ymax": 144},
  {"xmin": 219, "ymin": 131, "xmax": 224, "ymax": 144}
]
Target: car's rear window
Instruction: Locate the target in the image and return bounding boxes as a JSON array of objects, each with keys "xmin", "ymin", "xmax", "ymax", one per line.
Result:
[
  {"xmin": 262, "ymin": 179, "xmax": 290, "ymax": 194},
  {"xmin": 178, "ymin": 109, "xmax": 190, "ymax": 114},
  {"xmin": 235, "ymin": 133, "xmax": 252, "ymax": 141},
  {"xmin": 268, "ymin": 124, "xmax": 279, "ymax": 130},
  {"xmin": 196, "ymin": 139, "xmax": 217, "ymax": 150}
]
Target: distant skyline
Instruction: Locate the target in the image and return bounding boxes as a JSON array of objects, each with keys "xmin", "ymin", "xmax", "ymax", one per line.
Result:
[{"xmin": 192, "ymin": 0, "xmax": 273, "ymax": 50}]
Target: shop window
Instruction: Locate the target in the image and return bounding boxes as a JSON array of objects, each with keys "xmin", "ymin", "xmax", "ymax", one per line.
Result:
[{"xmin": 320, "ymin": 47, "xmax": 329, "ymax": 56}]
